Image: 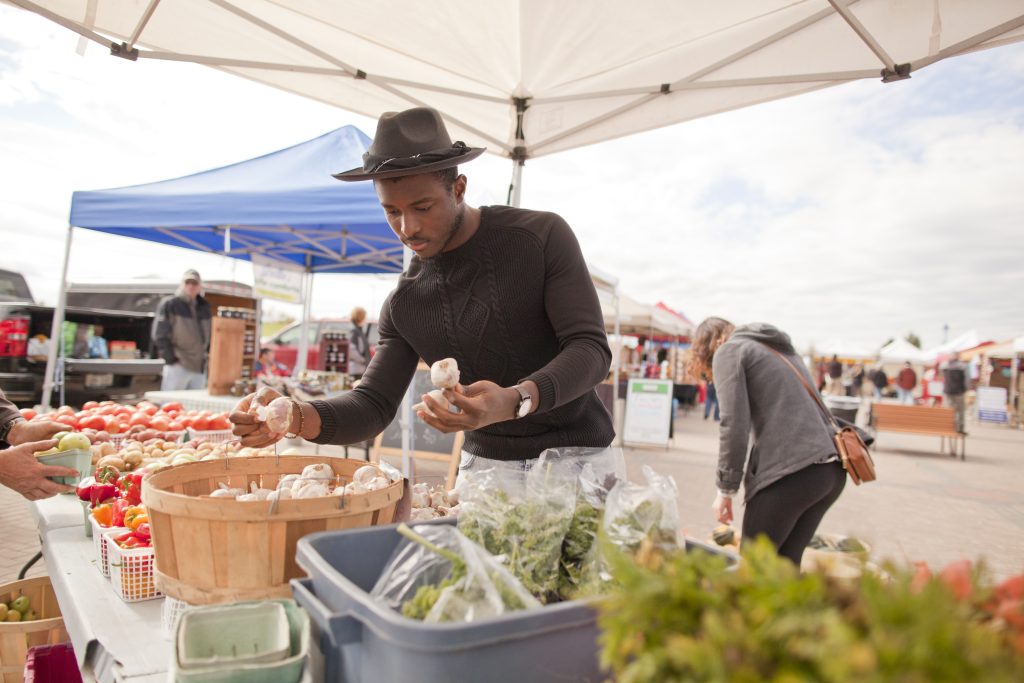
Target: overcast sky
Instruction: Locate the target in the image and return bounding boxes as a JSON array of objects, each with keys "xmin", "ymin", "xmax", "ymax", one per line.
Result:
[{"xmin": 1, "ymin": 6, "xmax": 1022, "ymax": 353}]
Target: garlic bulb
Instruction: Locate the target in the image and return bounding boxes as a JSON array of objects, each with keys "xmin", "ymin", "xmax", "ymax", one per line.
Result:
[
  {"xmin": 300, "ymin": 463, "xmax": 335, "ymax": 483},
  {"xmin": 265, "ymin": 396, "xmax": 293, "ymax": 433},
  {"xmin": 430, "ymin": 358, "xmax": 460, "ymax": 389},
  {"xmin": 236, "ymin": 493, "xmax": 259, "ymax": 502},
  {"xmin": 413, "ymin": 389, "xmax": 451, "ymax": 418},
  {"xmin": 410, "ymin": 507, "xmax": 441, "ymax": 521},
  {"xmin": 278, "ymin": 474, "xmax": 299, "ymax": 490},
  {"xmin": 410, "ymin": 489, "xmax": 430, "ymax": 508},
  {"xmin": 292, "ymin": 482, "xmax": 330, "ymax": 499},
  {"xmin": 429, "ymin": 490, "xmax": 448, "ymax": 508},
  {"xmin": 210, "ymin": 488, "xmax": 244, "ymax": 498},
  {"xmin": 365, "ymin": 476, "xmax": 390, "ymax": 491},
  {"xmin": 267, "ymin": 488, "xmax": 292, "ymax": 503},
  {"xmin": 353, "ymin": 464, "xmax": 380, "ymax": 485}
]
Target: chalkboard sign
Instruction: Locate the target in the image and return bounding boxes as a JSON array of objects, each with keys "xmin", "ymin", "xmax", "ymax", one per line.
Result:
[{"xmin": 378, "ymin": 368, "xmax": 460, "ymax": 455}]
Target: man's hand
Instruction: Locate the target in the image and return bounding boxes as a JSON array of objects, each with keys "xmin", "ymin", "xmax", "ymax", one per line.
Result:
[
  {"xmin": 229, "ymin": 387, "xmax": 287, "ymax": 447},
  {"xmin": 417, "ymin": 380, "xmax": 526, "ymax": 434},
  {"xmin": 7, "ymin": 419, "xmax": 66, "ymax": 446},
  {"xmin": 0, "ymin": 439, "xmax": 77, "ymax": 501}
]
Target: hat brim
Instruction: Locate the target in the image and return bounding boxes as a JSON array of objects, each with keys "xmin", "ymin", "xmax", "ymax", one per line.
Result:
[{"xmin": 331, "ymin": 147, "xmax": 486, "ymax": 182}]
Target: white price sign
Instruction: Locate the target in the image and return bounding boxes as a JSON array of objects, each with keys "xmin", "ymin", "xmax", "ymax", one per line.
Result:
[
  {"xmin": 623, "ymin": 378, "xmax": 673, "ymax": 447},
  {"xmin": 251, "ymin": 254, "xmax": 305, "ymax": 304}
]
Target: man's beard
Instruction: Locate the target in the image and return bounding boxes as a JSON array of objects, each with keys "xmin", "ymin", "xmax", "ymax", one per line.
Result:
[{"xmin": 420, "ymin": 206, "xmax": 464, "ymax": 258}]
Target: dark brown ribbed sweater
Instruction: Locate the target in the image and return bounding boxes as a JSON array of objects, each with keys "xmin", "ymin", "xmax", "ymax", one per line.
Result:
[{"xmin": 310, "ymin": 205, "xmax": 614, "ymax": 460}]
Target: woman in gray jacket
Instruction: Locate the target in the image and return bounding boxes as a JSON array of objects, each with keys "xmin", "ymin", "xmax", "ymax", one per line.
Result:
[{"xmin": 689, "ymin": 317, "xmax": 846, "ymax": 564}]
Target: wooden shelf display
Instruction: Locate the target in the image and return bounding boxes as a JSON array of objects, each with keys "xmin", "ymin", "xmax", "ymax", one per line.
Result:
[{"xmin": 317, "ymin": 332, "xmax": 349, "ymax": 373}]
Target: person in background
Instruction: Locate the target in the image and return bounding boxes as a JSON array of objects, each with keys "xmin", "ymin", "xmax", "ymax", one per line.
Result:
[
  {"xmin": 89, "ymin": 324, "xmax": 109, "ymax": 359},
  {"xmin": 347, "ymin": 306, "xmax": 370, "ymax": 380},
  {"xmin": 826, "ymin": 354, "xmax": 843, "ymax": 395},
  {"xmin": 942, "ymin": 356, "xmax": 969, "ymax": 434},
  {"xmin": 870, "ymin": 366, "xmax": 888, "ymax": 400},
  {"xmin": 850, "ymin": 363, "xmax": 865, "ymax": 398},
  {"xmin": 230, "ymin": 106, "xmax": 614, "ymax": 473},
  {"xmin": 254, "ymin": 347, "xmax": 289, "ymax": 377},
  {"xmin": 689, "ymin": 317, "xmax": 846, "ymax": 566},
  {"xmin": 703, "ymin": 380, "xmax": 720, "ymax": 421},
  {"xmin": 896, "ymin": 362, "xmax": 917, "ymax": 405},
  {"xmin": 0, "ymin": 389, "xmax": 78, "ymax": 500},
  {"xmin": 153, "ymin": 269, "xmax": 212, "ymax": 391}
]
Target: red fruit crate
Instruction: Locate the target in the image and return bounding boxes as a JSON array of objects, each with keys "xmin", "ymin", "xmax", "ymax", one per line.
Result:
[{"xmin": 23, "ymin": 642, "xmax": 82, "ymax": 683}]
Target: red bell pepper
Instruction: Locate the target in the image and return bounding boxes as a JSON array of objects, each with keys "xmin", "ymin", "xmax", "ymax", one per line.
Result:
[
  {"xmin": 76, "ymin": 477, "xmax": 96, "ymax": 502},
  {"xmin": 112, "ymin": 498, "xmax": 132, "ymax": 528},
  {"xmin": 89, "ymin": 481, "xmax": 119, "ymax": 508},
  {"xmin": 113, "ymin": 530, "xmax": 151, "ymax": 549},
  {"xmin": 134, "ymin": 523, "xmax": 151, "ymax": 542},
  {"xmin": 120, "ymin": 472, "xmax": 144, "ymax": 506}
]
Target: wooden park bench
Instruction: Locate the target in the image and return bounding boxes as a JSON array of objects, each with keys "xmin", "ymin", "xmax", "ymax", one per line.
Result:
[{"xmin": 870, "ymin": 403, "xmax": 966, "ymax": 460}]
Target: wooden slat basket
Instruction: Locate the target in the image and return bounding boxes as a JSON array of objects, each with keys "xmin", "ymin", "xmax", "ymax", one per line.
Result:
[
  {"xmin": 0, "ymin": 576, "xmax": 68, "ymax": 683},
  {"xmin": 142, "ymin": 456, "xmax": 403, "ymax": 605}
]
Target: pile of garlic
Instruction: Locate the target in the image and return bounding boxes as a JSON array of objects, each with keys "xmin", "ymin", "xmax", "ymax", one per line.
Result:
[
  {"xmin": 207, "ymin": 462, "xmax": 395, "ymax": 501},
  {"xmin": 408, "ymin": 482, "xmax": 460, "ymax": 521},
  {"xmin": 413, "ymin": 357, "xmax": 461, "ymax": 418}
]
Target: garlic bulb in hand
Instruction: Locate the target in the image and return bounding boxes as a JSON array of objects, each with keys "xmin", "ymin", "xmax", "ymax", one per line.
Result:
[
  {"xmin": 413, "ymin": 389, "xmax": 452, "ymax": 418},
  {"xmin": 430, "ymin": 358, "xmax": 460, "ymax": 389}
]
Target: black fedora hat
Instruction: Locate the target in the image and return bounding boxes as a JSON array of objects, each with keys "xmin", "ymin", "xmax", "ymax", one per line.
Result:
[{"xmin": 333, "ymin": 107, "xmax": 485, "ymax": 181}]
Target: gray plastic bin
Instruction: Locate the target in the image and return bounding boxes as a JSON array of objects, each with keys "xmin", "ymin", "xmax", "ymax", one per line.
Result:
[{"xmin": 292, "ymin": 518, "xmax": 732, "ymax": 683}]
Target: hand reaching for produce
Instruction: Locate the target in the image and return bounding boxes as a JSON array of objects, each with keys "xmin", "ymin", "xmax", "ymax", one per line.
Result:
[
  {"xmin": 417, "ymin": 379, "xmax": 536, "ymax": 434},
  {"xmin": 0, "ymin": 439, "xmax": 77, "ymax": 500},
  {"xmin": 6, "ymin": 419, "xmax": 66, "ymax": 446},
  {"xmin": 712, "ymin": 491, "xmax": 733, "ymax": 525},
  {"xmin": 230, "ymin": 387, "xmax": 319, "ymax": 447}
]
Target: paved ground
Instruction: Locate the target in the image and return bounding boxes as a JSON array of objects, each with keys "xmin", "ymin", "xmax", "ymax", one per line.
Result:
[{"xmin": 2, "ymin": 407, "xmax": 1021, "ymax": 586}]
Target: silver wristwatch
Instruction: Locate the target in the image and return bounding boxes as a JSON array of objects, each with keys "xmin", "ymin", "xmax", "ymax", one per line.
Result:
[{"xmin": 512, "ymin": 384, "xmax": 533, "ymax": 419}]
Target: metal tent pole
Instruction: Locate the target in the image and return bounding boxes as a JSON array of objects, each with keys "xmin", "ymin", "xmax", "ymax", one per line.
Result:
[
  {"xmin": 41, "ymin": 225, "xmax": 74, "ymax": 410},
  {"xmin": 399, "ymin": 246, "xmax": 413, "ymax": 477},
  {"xmin": 295, "ymin": 264, "xmax": 313, "ymax": 374}
]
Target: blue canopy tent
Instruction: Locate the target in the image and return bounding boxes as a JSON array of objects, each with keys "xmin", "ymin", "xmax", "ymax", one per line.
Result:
[{"xmin": 43, "ymin": 125, "xmax": 403, "ymax": 409}]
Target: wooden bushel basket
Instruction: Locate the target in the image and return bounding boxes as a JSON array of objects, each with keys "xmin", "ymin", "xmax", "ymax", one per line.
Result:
[
  {"xmin": 142, "ymin": 456, "xmax": 403, "ymax": 605},
  {"xmin": 0, "ymin": 576, "xmax": 68, "ymax": 683}
]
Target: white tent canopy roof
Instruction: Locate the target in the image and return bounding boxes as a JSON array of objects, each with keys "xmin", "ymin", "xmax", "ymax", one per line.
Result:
[
  {"xmin": 812, "ymin": 339, "xmax": 877, "ymax": 360},
  {"xmin": 878, "ymin": 337, "xmax": 928, "ymax": 363},
  {"xmin": 12, "ymin": 1, "xmax": 1024, "ymax": 162},
  {"xmin": 604, "ymin": 294, "xmax": 690, "ymax": 338},
  {"xmin": 922, "ymin": 329, "xmax": 982, "ymax": 361}
]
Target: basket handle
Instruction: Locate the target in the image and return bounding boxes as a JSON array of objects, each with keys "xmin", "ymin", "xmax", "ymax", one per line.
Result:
[{"xmin": 291, "ymin": 578, "xmax": 364, "ymax": 650}]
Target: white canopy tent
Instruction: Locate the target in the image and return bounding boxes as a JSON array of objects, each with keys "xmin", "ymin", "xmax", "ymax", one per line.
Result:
[
  {"xmin": 10, "ymin": 0, "xmax": 1024, "ymax": 202},
  {"xmin": 878, "ymin": 337, "xmax": 929, "ymax": 363},
  {"xmin": 922, "ymin": 329, "xmax": 982, "ymax": 362}
]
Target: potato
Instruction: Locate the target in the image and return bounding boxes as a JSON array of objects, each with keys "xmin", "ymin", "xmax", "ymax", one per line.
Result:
[
  {"xmin": 123, "ymin": 452, "xmax": 144, "ymax": 467},
  {"xmin": 95, "ymin": 455, "xmax": 126, "ymax": 471}
]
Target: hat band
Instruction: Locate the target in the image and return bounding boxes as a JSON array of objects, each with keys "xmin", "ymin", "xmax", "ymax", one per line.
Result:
[{"xmin": 366, "ymin": 141, "xmax": 470, "ymax": 174}]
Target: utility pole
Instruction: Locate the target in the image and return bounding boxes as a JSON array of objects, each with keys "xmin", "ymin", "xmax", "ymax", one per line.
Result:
[{"xmin": 943, "ymin": 323, "xmax": 949, "ymax": 344}]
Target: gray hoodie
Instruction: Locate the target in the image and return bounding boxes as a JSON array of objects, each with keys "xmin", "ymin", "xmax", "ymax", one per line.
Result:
[{"xmin": 712, "ymin": 323, "xmax": 836, "ymax": 502}]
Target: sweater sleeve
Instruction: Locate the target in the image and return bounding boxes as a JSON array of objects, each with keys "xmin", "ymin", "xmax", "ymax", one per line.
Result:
[
  {"xmin": 0, "ymin": 389, "xmax": 21, "ymax": 431},
  {"xmin": 521, "ymin": 216, "xmax": 612, "ymax": 413},
  {"xmin": 712, "ymin": 343, "xmax": 750, "ymax": 492},
  {"xmin": 309, "ymin": 294, "xmax": 419, "ymax": 445}
]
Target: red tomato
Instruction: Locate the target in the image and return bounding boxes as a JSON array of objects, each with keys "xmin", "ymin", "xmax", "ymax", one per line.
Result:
[
  {"xmin": 75, "ymin": 410, "xmax": 89, "ymax": 420},
  {"xmin": 168, "ymin": 421, "xmax": 185, "ymax": 431},
  {"xmin": 161, "ymin": 402, "xmax": 183, "ymax": 413},
  {"xmin": 178, "ymin": 417, "xmax": 194, "ymax": 429},
  {"xmin": 55, "ymin": 406, "xmax": 74, "ymax": 416},
  {"xmin": 104, "ymin": 418, "xmax": 121, "ymax": 434},
  {"xmin": 18, "ymin": 408, "xmax": 37, "ymax": 421},
  {"xmin": 191, "ymin": 416, "xmax": 210, "ymax": 431},
  {"xmin": 149, "ymin": 415, "xmax": 171, "ymax": 432},
  {"xmin": 99, "ymin": 405, "xmax": 118, "ymax": 416},
  {"xmin": 139, "ymin": 404, "xmax": 158, "ymax": 416},
  {"xmin": 55, "ymin": 414, "xmax": 78, "ymax": 429},
  {"xmin": 82, "ymin": 415, "xmax": 107, "ymax": 431},
  {"xmin": 129, "ymin": 413, "xmax": 151, "ymax": 428},
  {"xmin": 82, "ymin": 401, "xmax": 99, "ymax": 410},
  {"xmin": 208, "ymin": 416, "xmax": 231, "ymax": 431}
]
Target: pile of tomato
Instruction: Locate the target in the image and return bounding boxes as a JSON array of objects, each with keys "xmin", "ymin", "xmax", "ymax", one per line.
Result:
[{"xmin": 22, "ymin": 400, "xmax": 231, "ymax": 435}]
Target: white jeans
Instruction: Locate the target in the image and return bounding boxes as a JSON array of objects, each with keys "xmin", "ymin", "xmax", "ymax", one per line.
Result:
[{"xmin": 161, "ymin": 363, "xmax": 207, "ymax": 391}]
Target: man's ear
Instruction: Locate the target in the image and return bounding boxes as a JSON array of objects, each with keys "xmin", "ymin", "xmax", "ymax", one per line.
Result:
[{"xmin": 453, "ymin": 174, "xmax": 468, "ymax": 202}]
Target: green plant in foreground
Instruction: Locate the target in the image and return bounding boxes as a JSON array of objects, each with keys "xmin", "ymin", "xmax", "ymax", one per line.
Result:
[{"xmin": 598, "ymin": 537, "xmax": 1024, "ymax": 683}]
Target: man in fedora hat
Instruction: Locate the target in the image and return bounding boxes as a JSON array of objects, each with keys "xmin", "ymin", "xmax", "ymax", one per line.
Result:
[
  {"xmin": 231, "ymin": 107, "xmax": 614, "ymax": 471},
  {"xmin": 153, "ymin": 268, "xmax": 212, "ymax": 390}
]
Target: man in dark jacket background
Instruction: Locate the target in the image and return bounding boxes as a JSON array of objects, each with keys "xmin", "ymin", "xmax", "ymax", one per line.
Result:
[
  {"xmin": 942, "ymin": 357, "xmax": 969, "ymax": 434},
  {"xmin": 153, "ymin": 269, "xmax": 212, "ymax": 390}
]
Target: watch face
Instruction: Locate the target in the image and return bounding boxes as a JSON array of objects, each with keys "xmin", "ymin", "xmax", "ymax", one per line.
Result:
[{"xmin": 517, "ymin": 397, "xmax": 532, "ymax": 418}]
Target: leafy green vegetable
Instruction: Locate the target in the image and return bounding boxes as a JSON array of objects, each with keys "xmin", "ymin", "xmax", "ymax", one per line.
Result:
[{"xmin": 598, "ymin": 537, "xmax": 1024, "ymax": 682}]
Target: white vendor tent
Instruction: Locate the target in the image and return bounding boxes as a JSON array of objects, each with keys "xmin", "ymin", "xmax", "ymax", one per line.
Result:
[
  {"xmin": 878, "ymin": 337, "xmax": 929, "ymax": 363},
  {"xmin": 11, "ymin": 0, "xmax": 1024, "ymax": 202}
]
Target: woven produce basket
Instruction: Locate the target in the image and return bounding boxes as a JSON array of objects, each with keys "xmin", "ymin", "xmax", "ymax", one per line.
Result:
[
  {"xmin": 142, "ymin": 456, "xmax": 403, "ymax": 605},
  {"xmin": 0, "ymin": 576, "xmax": 68, "ymax": 683}
]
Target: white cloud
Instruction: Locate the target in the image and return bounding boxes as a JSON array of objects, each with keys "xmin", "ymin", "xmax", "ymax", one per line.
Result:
[{"xmin": 1, "ymin": 5, "xmax": 1022, "ymax": 354}]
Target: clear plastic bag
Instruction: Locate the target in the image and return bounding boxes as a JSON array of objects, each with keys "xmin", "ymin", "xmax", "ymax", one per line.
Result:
[
  {"xmin": 579, "ymin": 464, "xmax": 680, "ymax": 593},
  {"xmin": 370, "ymin": 523, "xmax": 539, "ymax": 623},
  {"xmin": 533, "ymin": 447, "xmax": 626, "ymax": 599},
  {"xmin": 456, "ymin": 459, "xmax": 577, "ymax": 602}
]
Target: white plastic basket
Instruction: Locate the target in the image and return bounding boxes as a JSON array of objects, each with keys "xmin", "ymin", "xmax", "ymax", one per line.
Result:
[
  {"xmin": 89, "ymin": 515, "xmax": 128, "ymax": 578},
  {"xmin": 162, "ymin": 597, "xmax": 195, "ymax": 640},
  {"xmin": 188, "ymin": 429, "xmax": 235, "ymax": 444},
  {"xmin": 105, "ymin": 532, "xmax": 162, "ymax": 602}
]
